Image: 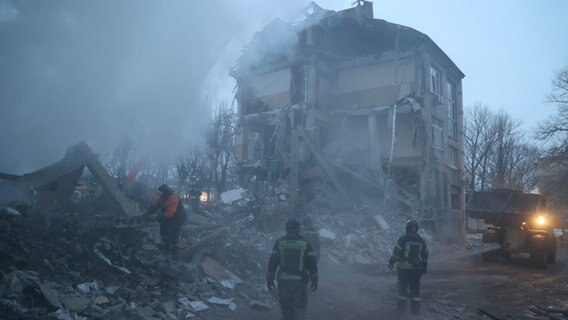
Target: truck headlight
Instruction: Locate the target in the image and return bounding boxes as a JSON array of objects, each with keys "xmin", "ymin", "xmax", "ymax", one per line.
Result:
[{"xmin": 535, "ymin": 215, "xmax": 547, "ymax": 226}]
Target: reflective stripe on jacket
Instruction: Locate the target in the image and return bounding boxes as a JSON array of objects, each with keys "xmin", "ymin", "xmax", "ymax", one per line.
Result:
[
  {"xmin": 390, "ymin": 233, "xmax": 428, "ymax": 270},
  {"xmin": 267, "ymin": 234, "xmax": 318, "ymax": 283}
]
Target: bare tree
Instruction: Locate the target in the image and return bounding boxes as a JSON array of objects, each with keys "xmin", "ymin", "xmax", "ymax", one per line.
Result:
[
  {"xmin": 536, "ymin": 65, "xmax": 568, "ymax": 213},
  {"xmin": 506, "ymin": 144, "xmax": 540, "ymax": 192},
  {"xmin": 489, "ymin": 110, "xmax": 523, "ymax": 189},
  {"xmin": 537, "ymin": 65, "xmax": 568, "ymax": 155},
  {"xmin": 176, "ymin": 146, "xmax": 208, "ymax": 187},
  {"xmin": 105, "ymin": 138, "xmax": 137, "ymax": 179},
  {"xmin": 464, "ymin": 103, "xmax": 497, "ymax": 190},
  {"xmin": 206, "ymin": 101, "xmax": 238, "ymax": 193},
  {"xmin": 465, "ymin": 105, "xmax": 539, "ymax": 192}
]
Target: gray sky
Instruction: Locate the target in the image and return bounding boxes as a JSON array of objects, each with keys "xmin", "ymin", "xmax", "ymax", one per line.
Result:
[
  {"xmin": 374, "ymin": 0, "xmax": 568, "ymax": 132},
  {"xmin": 208, "ymin": 0, "xmax": 568, "ymax": 134},
  {"xmin": 1, "ymin": 0, "xmax": 567, "ymax": 173}
]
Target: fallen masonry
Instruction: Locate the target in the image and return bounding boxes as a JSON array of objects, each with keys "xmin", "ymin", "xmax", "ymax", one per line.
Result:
[{"xmin": 0, "ymin": 142, "xmax": 496, "ymax": 319}]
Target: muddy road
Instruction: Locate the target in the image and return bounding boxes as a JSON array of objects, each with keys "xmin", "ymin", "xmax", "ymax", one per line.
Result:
[{"xmin": 242, "ymin": 249, "xmax": 568, "ymax": 320}]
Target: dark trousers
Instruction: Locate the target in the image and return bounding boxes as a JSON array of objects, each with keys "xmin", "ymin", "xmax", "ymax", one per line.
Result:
[
  {"xmin": 190, "ymin": 199, "xmax": 199, "ymax": 213},
  {"xmin": 278, "ymin": 281, "xmax": 308, "ymax": 320},
  {"xmin": 159, "ymin": 214, "xmax": 185, "ymax": 258},
  {"xmin": 397, "ymin": 268, "xmax": 422, "ymax": 314}
]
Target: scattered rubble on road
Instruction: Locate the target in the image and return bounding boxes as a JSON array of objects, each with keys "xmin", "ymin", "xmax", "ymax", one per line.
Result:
[
  {"xmin": 478, "ymin": 305, "xmax": 568, "ymax": 320},
  {"xmin": 0, "ymin": 142, "xmax": 495, "ymax": 319}
]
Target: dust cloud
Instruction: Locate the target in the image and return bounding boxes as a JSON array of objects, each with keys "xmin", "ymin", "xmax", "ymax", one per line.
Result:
[{"xmin": 0, "ymin": 0, "xmax": 328, "ymax": 174}]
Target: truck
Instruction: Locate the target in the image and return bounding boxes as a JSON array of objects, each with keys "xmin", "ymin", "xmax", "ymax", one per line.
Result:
[{"xmin": 467, "ymin": 189, "xmax": 557, "ymax": 268}]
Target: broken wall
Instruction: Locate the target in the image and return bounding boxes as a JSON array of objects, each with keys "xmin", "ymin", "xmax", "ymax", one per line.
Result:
[
  {"xmin": 246, "ymin": 68, "xmax": 291, "ymax": 109},
  {"xmin": 331, "ymin": 55, "xmax": 415, "ymax": 108}
]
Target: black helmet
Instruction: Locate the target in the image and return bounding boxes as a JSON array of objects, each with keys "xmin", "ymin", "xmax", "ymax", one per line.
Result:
[
  {"xmin": 285, "ymin": 218, "xmax": 302, "ymax": 234},
  {"xmin": 406, "ymin": 219, "xmax": 419, "ymax": 234},
  {"xmin": 158, "ymin": 184, "xmax": 173, "ymax": 196}
]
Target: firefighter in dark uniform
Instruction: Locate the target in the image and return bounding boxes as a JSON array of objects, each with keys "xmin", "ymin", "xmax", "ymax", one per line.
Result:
[
  {"xmin": 147, "ymin": 184, "xmax": 187, "ymax": 259},
  {"xmin": 301, "ymin": 216, "xmax": 321, "ymax": 262},
  {"xmin": 267, "ymin": 218, "xmax": 318, "ymax": 320},
  {"xmin": 389, "ymin": 219, "xmax": 428, "ymax": 315}
]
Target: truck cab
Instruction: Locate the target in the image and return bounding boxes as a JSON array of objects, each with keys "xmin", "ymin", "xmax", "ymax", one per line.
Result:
[{"xmin": 467, "ymin": 189, "xmax": 557, "ymax": 268}]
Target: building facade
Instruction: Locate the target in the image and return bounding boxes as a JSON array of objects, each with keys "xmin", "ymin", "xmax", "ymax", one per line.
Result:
[{"xmin": 231, "ymin": 2, "xmax": 465, "ymax": 237}]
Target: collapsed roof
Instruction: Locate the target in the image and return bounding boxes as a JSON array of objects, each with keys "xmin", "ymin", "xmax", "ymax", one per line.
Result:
[{"xmin": 232, "ymin": 1, "xmax": 463, "ymax": 78}]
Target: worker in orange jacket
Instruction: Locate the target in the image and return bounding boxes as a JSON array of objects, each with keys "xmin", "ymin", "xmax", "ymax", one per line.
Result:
[{"xmin": 147, "ymin": 184, "xmax": 187, "ymax": 259}]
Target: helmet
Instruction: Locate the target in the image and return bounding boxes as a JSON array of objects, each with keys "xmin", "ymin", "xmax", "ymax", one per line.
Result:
[
  {"xmin": 285, "ymin": 218, "xmax": 302, "ymax": 234},
  {"xmin": 406, "ymin": 219, "xmax": 419, "ymax": 234},
  {"xmin": 158, "ymin": 184, "xmax": 173, "ymax": 196}
]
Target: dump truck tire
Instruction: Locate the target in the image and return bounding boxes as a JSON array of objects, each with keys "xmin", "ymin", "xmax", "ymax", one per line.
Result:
[
  {"xmin": 529, "ymin": 251, "xmax": 547, "ymax": 268},
  {"xmin": 547, "ymin": 237, "xmax": 557, "ymax": 264}
]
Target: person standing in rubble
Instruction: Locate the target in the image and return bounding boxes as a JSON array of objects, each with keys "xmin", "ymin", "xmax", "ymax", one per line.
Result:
[
  {"xmin": 147, "ymin": 184, "xmax": 187, "ymax": 259},
  {"xmin": 267, "ymin": 218, "xmax": 318, "ymax": 320},
  {"xmin": 188, "ymin": 176, "xmax": 202, "ymax": 213},
  {"xmin": 389, "ymin": 219, "xmax": 428, "ymax": 315},
  {"xmin": 301, "ymin": 216, "xmax": 321, "ymax": 262}
]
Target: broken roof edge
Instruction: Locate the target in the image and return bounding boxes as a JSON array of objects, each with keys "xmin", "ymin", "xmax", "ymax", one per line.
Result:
[
  {"xmin": 359, "ymin": 15, "xmax": 465, "ymax": 79},
  {"xmin": 422, "ymin": 34, "xmax": 465, "ymax": 79},
  {"xmin": 232, "ymin": 3, "xmax": 465, "ymax": 80}
]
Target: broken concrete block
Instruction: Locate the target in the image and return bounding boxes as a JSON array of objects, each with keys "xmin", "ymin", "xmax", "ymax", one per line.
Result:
[
  {"xmin": 35, "ymin": 281, "xmax": 63, "ymax": 309},
  {"xmin": 220, "ymin": 188, "xmax": 245, "ymax": 204},
  {"xmin": 319, "ymin": 228, "xmax": 336, "ymax": 240},
  {"xmin": 60, "ymin": 294, "xmax": 90, "ymax": 312},
  {"xmin": 199, "ymin": 256, "xmax": 243, "ymax": 285},
  {"xmin": 249, "ymin": 300, "xmax": 271, "ymax": 311},
  {"xmin": 94, "ymin": 296, "xmax": 110, "ymax": 305},
  {"xmin": 77, "ymin": 281, "xmax": 99, "ymax": 293},
  {"xmin": 187, "ymin": 300, "xmax": 209, "ymax": 312},
  {"xmin": 374, "ymin": 215, "xmax": 389, "ymax": 230},
  {"xmin": 104, "ymin": 285, "xmax": 120, "ymax": 295},
  {"xmin": 178, "ymin": 297, "xmax": 191, "ymax": 308},
  {"xmin": 220, "ymin": 279, "xmax": 237, "ymax": 289},
  {"xmin": 206, "ymin": 297, "xmax": 233, "ymax": 305}
]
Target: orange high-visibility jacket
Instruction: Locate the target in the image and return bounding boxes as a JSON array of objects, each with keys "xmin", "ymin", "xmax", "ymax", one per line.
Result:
[{"xmin": 150, "ymin": 193, "xmax": 182, "ymax": 218}]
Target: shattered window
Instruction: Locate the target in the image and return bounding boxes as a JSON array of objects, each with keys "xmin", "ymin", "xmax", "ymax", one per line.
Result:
[
  {"xmin": 449, "ymin": 146, "xmax": 458, "ymax": 169},
  {"xmin": 447, "ymin": 81, "xmax": 457, "ymax": 139},
  {"xmin": 432, "ymin": 118, "xmax": 445, "ymax": 160},
  {"xmin": 432, "ymin": 118, "xmax": 445, "ymax": 151},
  {"xmin": 430, "ymin": 65, "xmax": 442, "ymax": 97}
]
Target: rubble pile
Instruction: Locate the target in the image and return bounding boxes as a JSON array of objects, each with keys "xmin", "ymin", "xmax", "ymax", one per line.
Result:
[
  {"xmin": 312, "ymin": 212, "xmax": 395, "ymax": 265},
  {"xmin": 0, "ymin": 202, "xmax": 276, "ymax": 320},
  {"xmin": 478, "ymin": 305, "xmax": 568, "ymax": 320}
]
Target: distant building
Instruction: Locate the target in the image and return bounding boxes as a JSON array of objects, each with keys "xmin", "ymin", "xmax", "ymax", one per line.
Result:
[{"xmin": 231, "ymin": 2, "xmax": 465, "ymax": 237}]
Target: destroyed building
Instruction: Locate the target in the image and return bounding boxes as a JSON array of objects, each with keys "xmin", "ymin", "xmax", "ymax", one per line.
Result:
[{"xmin": 230, "ymin": 2, "xmax": 465, "ymax": 237}]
